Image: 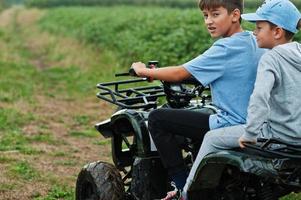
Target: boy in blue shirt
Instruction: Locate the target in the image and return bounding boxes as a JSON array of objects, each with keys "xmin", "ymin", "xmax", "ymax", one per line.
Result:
[
  {"xmin": 132, "ymin": 0, "xmax": 265, "ymax": 199},
  {"xmin": 185, "ymin": 0, "xmax": 301, "ymax": 199}
]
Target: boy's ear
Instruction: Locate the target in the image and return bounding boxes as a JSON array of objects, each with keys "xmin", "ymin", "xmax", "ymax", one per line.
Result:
[
  {"xmin": 231, "ymin": 8, "xmax": 241, "ymax": 23},
  {"xmin": 273, "ymin": 27, "xmax": 285, "ymax": 40}
]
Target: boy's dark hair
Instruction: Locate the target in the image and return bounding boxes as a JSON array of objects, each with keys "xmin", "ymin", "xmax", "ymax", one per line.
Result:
[{"xmin": 198, "ymin": 0, "xmax": 244, "ymax": 14}]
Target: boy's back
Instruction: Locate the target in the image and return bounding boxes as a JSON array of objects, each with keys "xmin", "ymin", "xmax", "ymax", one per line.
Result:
[
  {"xmin": 184, "ymin": 31, "xmax": 265, "ymax": 129},
  {"xmin": 247, "ymin": 42, "xmax": 301, "ymax": 141}
]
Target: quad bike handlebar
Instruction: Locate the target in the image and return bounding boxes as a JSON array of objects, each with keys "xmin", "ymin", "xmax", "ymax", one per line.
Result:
[{"xmin": 115, "ymin": 60, "xmax": 158, "ymax": 79}]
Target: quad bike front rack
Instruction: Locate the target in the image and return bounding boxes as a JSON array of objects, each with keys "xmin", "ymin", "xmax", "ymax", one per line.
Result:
[
  {"xmin": 97, "ymin": 77, "xmax": 166, "ymax": 110},
  {"xmin": 97, "ymin": 60, "xmax": 166, "ymax": 110}
]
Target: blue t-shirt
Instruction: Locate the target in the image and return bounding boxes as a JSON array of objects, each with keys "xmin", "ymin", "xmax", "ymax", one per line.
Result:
[{"xmin": 183, "ymin": 31, "xmax": 266, "ymax": 130}]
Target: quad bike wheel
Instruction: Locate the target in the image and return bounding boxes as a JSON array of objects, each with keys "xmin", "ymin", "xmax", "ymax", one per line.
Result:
[
  {"xmin": 215, "ymin": 166, "xmax": 278, "ymax": 200},
  {"xmin": 189, "ymin": 165, "xmax": 277, "ymax": 200},
  {"xmin": 76, "ymin": 161, "xmax": 125, "ymax": 200}
]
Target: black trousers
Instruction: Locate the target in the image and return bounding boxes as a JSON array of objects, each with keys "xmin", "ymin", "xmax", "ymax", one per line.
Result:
[{"xmin": 148, "ymin": 108, "xmax": 210, "ymax": 175}]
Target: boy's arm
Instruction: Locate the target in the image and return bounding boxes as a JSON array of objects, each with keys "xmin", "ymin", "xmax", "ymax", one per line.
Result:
[
  {"xmin": 131, "ymin": 62, "xmax": 191, "ymax": 82},
  {"xmin": 240, "ymin": 55, "xmax": 277, "ymax": 146}
]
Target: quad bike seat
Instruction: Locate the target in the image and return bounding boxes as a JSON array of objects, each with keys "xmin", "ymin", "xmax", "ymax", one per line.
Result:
[{"xmin": 241, "ymin": 137, "xmax": 301, "ymax": 160}]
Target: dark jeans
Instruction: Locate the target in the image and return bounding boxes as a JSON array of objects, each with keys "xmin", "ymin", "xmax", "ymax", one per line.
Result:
[{"xmin": 148, "ymin": 108, "xmax": 210, "ymax": 175}]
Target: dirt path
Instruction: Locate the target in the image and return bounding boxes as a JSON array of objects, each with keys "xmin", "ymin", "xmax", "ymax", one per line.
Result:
[{"xmin": 0, "ymin": 7, "xmax": 115, "ymax": 200}]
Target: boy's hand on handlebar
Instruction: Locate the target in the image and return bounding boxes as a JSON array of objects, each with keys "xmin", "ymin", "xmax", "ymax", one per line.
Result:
[
  {"xmin": 131, "ymin": 62, "xmax": 146, "ymax": 77},
  {"xmin": 238, "ymin": 136, "xmax": 256, "ymax": 148}
]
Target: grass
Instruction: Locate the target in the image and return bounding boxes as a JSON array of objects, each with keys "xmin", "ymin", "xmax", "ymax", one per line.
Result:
[
  {"xmin": 9, "ymin": 161, "xmax": 40, "ymax": 180},
  {"xmin": 28, "ymin": 133, "xmax": 58, "ymax": 144},
  {"xmin": 0, "ymin": 7, "xmax": 113, "ymax": 199},
  {"xmin": 69, "ymin": 129, "xmax": 99, "ymax": 138},
  {"xmin": 0, "ymin": 156, "xmax": 16, "ymax": 163},
  {"xmin": 93, "ymin": 138, "xmax": 111, "ymax": 146},
  {"xmin": 73, "ymin": 115, "xmax": 91, "ymax": 126},
  {"xmin": 50, "ymin": 151, "xmax": 69, "ymax": 157},
  {"xmin": 33, "ymin": 185, "xmax": 74, "ymax": 200},
  {"xmin": 0, "ymin": 65, "xmax": 36, "ymax": 102},
  {"xmin": 0, "ymin": 131, "xmax": 28, "ymax": 151},
  {"xmin": 0, "ymin": 183, "xmax": 17, "ymax": 192},
  {"xmin": 0, "ymin": 108, "xmax": 33, "ymax": 130}
]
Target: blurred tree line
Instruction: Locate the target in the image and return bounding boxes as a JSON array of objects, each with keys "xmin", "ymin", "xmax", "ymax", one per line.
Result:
[
  {"xmin": 0, "ymin": 0, "xmax": 5, "ymax": 10},
  {"xmin": 1, "ymin": 0, "xmax": 24, "ymax": 8},
  {"xmin": 8, "ymin": 0, "xmax": 24, "ymax": 5},
  {"xmin": 0, "ymin": 0, "xmax": 300, "ymax": 10},
  {"xmin": 24, "ymin": 0, "xmax": 301, "ymax": 9}
]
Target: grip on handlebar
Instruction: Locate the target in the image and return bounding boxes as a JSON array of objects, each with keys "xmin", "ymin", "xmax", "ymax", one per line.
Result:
[
  {"xmin": 147, "ymin": 61, "xmax": 159, "ymax": 82},
  {"xmin": 115, "ymin": 68, "xmax": 137, "ymax": 77},
  {"xmin": 129, "ymin": 68, "xmax": 137, "ymax": 77}
]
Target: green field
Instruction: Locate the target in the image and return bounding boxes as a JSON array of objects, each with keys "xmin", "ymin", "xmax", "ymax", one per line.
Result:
[{"xmin": 0, "ymin": 4, "xmax": 301, "ymax": 200}]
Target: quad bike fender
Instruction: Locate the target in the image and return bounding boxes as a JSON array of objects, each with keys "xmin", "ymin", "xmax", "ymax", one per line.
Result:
[
  {"xmin": 95, "ymin": 119, "xmax": 112, "ymax": 138},
  {"xmin": 95, "ymin": 109, "xmax": 152, "ymax": 155},
  {"xmin": 188, "ymin": 150, "xmax": 277, "ymax": 191}
]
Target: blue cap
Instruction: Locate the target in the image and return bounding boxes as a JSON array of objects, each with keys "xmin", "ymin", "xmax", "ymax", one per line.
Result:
[{"xmin": 242, "ymin": 0, "xmax": 301, "ymax": 33}]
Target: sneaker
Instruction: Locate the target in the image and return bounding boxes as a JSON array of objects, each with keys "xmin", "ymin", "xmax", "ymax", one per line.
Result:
[
  {"xmin": 161, "ymin": 189, "xmax": 184, "ymax": 200},
  {"xmin": 161, "ymin": 190, "xmax": 184, "ymax": 200}
]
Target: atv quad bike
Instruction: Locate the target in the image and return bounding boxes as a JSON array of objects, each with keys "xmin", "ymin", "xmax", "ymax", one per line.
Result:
[{"xmin": 75, "ymin": 61, "xmax": 301, "ymax": 200}]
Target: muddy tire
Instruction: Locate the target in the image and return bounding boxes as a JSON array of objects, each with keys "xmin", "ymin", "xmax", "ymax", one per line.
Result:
[{"xmin": 76, "ymin": 161, "xmax": 125, "ymax": 200}]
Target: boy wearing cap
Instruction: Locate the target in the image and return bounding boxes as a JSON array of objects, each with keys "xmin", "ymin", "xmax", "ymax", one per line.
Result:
[
  {"xmin": 183, "ymin": 0, "xmax": 301, "ymax": 199},
  {"xmin": 132, "ymin": 0, "xmax": 265, "ymax": 199}
]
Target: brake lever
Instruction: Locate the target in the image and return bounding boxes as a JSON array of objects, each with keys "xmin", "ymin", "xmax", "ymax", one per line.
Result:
[{"xmin": 115, "ymin": 61, "xmax": 159, "ymax": 82}]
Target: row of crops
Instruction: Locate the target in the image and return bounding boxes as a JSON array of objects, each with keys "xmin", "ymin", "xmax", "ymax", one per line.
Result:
[
  {"xmin": 39, "ymin": 6, "xmax": 301, "ymax": 67},
  {"xmin": 26, "ymin": 0, "xmax": 196, "ymax": 8},
  {"xmin": 38, "ymin": 6, "xmax": 301, "ymax": 67},
  {"xmin": 26, "ymin": 0, "xmax": 301, "ymax": 9},
  {"xmin": 39, "ymin": 6, "xmax": 214, "ymax": 67}
]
